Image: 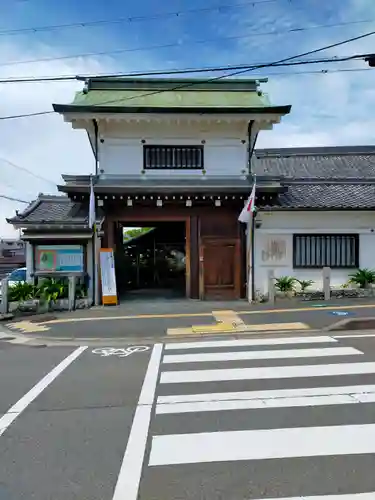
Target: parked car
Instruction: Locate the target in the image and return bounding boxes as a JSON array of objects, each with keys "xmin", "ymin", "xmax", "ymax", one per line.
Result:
[{"xmin": 0, "ymin": 267, "xmax": 27, "ymax": 299}]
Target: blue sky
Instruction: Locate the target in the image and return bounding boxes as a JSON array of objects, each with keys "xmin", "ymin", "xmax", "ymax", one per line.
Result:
[{"xmin": 0, "ymin": 0, "xmax": 375, "ymax": 235}]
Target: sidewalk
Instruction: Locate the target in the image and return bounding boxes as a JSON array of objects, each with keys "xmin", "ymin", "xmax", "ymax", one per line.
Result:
[{"xmin": 3, "ymin": 298, "xmax": 375, "ymax": 342}]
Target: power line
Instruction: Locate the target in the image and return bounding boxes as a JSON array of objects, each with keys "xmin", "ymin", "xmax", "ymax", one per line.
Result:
[
  {"xmin": 1, "ymin": 29, "xmax": 374, "ymax": 121},
  {"xmin": 2, "ymin": 18, "xmax": 375, "ymax": 68},
  {"xmin": 0, "ymin": 157, "xmax": 57, "ymax": 186},
  {"xmin": 0, "ymin": 53, "xmax": 370, "ymax": 84},
  {"xmin": 0, "ymin": 0, "xmax": 281, "ymax": 37},
  {"xmin": 0, "ymin": 194, "xmax": 30, "ymax": 203}
]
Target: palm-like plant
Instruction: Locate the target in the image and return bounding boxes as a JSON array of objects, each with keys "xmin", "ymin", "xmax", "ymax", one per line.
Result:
[
  {"xmin": 296, "ymin": 279, "xmax": 314, "ymax": 292},
  {"xmin": 348, "ymin": 268, "xmax": 375, "ymax": 289},
  {"xmin": 275, "ymin": 276, "xmax": 296, "ymax": 293}
]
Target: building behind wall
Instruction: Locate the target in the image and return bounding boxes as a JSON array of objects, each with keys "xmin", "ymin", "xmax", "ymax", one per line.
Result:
[{"xmin": 0, "ymin": 238, "xmax": 25, "ymax": 278}]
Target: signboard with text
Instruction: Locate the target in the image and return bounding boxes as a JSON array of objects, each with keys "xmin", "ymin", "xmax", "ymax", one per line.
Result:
[
  {"xmin": 99, "ymin": 248, "xmax": 118, "ymax": 306},
  {"xmin": 35, "ymin": 245, "xmax": 84, "ymax": 273}
]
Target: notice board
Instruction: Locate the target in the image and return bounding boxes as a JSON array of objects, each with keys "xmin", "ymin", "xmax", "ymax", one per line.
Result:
[{"xmin": 99, "ymin": 248, "xmax": 118, "ymax": 306}]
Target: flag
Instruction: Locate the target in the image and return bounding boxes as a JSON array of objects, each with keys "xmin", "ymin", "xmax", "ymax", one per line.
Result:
[
  {"xmin": 238, "ymin": 180, "xmax": 256, "ymax": 224},
  {"xmin": 88, "ymin": 176, "xmax": 96, "ymax": 231}
]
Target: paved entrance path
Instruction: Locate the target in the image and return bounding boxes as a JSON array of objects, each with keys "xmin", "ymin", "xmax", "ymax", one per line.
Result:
[{"xmin": 2, "ymin": 334, "xmax": 375, "ymax": 498}]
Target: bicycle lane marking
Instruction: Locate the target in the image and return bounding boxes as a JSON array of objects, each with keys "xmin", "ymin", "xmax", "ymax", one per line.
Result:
[
  {"xmin": 92, "ymin": 346, "xmax": 150, "ymax": 358},
  {"xmin": 0, "ymin": 346, "xmax": 87, "ymax": 437}
]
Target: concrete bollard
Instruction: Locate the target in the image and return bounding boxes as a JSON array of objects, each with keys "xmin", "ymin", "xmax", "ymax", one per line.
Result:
[
  {"xmin": 68, "ymin": 276, "xmax": 76, "ymax": 312},
  {"xmin": 323, "ymin": 267, "xmax": 331, "ymax": 301},
  {"xmin": 0, "ymin": 278, "xmax": 9, "ymax": 315},
  {"xmin": 268, "ymin": 269, "xmax": 275, "ymax": 305}
]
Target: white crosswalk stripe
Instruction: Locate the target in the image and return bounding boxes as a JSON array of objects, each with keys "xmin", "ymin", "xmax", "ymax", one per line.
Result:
[{"xmin": 143, "ymin": 335, "xmax": 375, "ymax": 499}]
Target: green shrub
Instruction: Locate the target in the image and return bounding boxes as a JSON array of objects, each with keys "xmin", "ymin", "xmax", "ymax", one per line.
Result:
[
  {"xmin": 275, "ymin": 276, "xmax": 296, "ymax": 293},
  {"xmin": 348, "ymin": 268, "xmax": 375, "ymax": 288},
  {"xmin": 296, "ymin": 279, "xmax": 314, "ymax": 292},
  {"xmin": 8, "ymin": 282, "xmax": 38, "ymax": 302}
]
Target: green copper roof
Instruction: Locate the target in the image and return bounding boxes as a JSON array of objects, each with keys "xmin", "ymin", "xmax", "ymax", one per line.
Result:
[{"xmin": 70, "ymin": 89, "xmax": 273, "ymax": 108}]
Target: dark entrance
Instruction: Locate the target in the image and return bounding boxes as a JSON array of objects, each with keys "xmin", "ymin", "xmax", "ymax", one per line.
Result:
[{"xmin": 115, "ymin": 221, "xmax": 186, "ymax": 299}]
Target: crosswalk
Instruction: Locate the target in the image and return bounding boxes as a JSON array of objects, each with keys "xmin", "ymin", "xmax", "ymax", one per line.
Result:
[{"xmin": 138, "ymin": 335, "xmax": 375, "ymax": 499}]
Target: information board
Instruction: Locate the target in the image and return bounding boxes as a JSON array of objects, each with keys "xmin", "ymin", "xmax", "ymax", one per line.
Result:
[
  {"xmin": 35, "ymin": 245, "xmax": 84, "ymax": 272},
  {"xmin": 99, "ymin": 248, "xmax": 118, "ymax": 305}
]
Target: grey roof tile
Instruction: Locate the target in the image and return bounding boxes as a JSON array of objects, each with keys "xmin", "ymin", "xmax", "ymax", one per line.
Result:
[
  {"xmin": 7, "ymin": 195, "xmax": 102, "ymax": 225},
  {"xmin": 253, "ymin": 146, "xmax": 375, "ymax": 179},
  {"xmin": 266, "ymin": 183, "xmax": 375, "ymax": 209}
]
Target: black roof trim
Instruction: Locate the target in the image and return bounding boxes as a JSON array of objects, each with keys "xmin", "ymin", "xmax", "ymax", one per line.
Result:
[
  {"xmin": 53, "ymin": 104, "xmax": 292, "ymax": 115},
  {"xmin": 75, "ymin": 76, "xmax": 268, "ymax": 92}
]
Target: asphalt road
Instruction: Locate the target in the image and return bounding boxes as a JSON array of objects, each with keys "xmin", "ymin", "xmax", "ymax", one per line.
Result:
[
  {"xmin": 5, "ymin": 301, "xmax": 375, "ymax": 340},
  {"xmin": 2, "ymin": 334, "xmax": 375, "ymax": 498}
]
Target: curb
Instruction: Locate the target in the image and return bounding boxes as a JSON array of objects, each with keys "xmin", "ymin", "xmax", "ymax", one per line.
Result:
[{"xmin": 10, "ymin": 328, "xmax": 323, "ymax": 347}]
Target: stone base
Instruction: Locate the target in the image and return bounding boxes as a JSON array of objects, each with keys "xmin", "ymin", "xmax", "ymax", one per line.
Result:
[{"xmin": 8, "ymin": 297, "xmax": 91, "ymax": 314}]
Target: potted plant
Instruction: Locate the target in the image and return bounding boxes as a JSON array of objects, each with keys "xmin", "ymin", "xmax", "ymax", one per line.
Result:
[
  {"xmin": 348, "ymin": 268, "xmax": 375, "ymax": 289},
  {"xmin": 275, "ymin": 276, "xmax": 296, "ymax": 298}
]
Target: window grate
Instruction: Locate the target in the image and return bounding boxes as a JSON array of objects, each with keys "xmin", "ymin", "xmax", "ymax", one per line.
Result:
[
  {"xmin": 293, "ymin": 234, "xmax": 359, "ymax": 268},
  {"xmin": 143, "ymin": 145, "xmax": 204, "ymax": 170}
]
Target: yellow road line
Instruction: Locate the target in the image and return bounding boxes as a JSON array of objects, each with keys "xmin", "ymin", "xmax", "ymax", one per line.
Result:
[
  {"xmin": 238, "ymin": 303, "xmax": 375, "ymax": 315},
  {"xmin": 9, "ymin": 302, "xmax": 375, "ymax": 326},
  {"xmin": 168, "ymin": 322, "xmax": 310, "ymax": 336}
]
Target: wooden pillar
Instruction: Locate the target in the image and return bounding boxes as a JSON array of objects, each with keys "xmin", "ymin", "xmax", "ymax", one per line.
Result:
[
  {"xmin": 107, "ymin": 219, "xmax": 115, "ymax": 249},
  {"xmin": 189, "ymin": 216, "xmax": 199, "ymax": 299}
]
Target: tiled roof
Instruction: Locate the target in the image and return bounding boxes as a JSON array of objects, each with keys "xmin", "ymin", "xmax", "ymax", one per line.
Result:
[
  {"xmin": 253, "ymin": 146, "xmax": 375, "ymax": 179},
  {"xmin": 264, "ymin": 183, "xmax": 375, "ymax": 210},
  {"xmin": 7, "ymin": 195, "xmax": 102, "ymax": 225}
]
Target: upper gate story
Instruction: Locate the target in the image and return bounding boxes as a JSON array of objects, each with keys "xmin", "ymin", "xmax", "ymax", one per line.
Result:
[{"xmin": 53, "ymin": 76, "xmax": 292, "ymax": 178}]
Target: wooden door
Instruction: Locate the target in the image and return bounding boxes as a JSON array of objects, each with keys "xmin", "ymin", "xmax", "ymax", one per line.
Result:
[{"xmin": 200, "ymin": 238, "xmax": 241, "ymax": 300}]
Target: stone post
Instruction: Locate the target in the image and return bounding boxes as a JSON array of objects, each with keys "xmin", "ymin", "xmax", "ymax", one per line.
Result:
[
  {"xmin": 68, "ymin": 276, "xmax": 76, "ymax": 312},
  {"xmin": 0, "ymin": 278, "xmax": 8, "ymax": 315},
  {"xmin": 268, "ymin": 269, "xmax": 275, "ymax": 305},
  {"xmin": 323, "ymin": 267, "xmax": 331, "ymax": 301}
]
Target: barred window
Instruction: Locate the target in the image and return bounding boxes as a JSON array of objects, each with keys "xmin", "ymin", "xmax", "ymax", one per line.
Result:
[
  {"xmin": 143, "ymin": 145, "xmax": 204, "ymax": 170},
  {"xmin": 293, "ymin": 234, "xmax": 359, "ymax": 268}
]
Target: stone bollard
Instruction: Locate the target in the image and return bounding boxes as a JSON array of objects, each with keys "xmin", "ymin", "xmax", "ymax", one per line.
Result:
[
  {"xmin": 68, "ymin": 276, "xmax": 76, "ymax": 312},
  {"xmin": 0, "ymin": 278, "xmax": 9, "ymax": 315},
  {"xmin": 268, "ymin": 269, "xmax": 275, "ymax": 305},
  {"xmin": 323, "ymin": 267, "xmax": 331, "ymax": 301}
]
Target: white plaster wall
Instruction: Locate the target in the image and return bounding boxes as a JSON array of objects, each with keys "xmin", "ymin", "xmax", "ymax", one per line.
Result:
[
  {"xmin": 98, "ymin": 120, "xmax": 249, "ymax": 177},
  {"xmin": 254, "ymin": 211, "xmax": 375, "ymax": 293}
]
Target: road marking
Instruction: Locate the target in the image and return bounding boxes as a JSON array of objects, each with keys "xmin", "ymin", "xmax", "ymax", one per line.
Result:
[
  {"xmin": 160, "ymin": 361, "xmax": 375, "ymax": 384},
  {"xmin": 165, "ymin": 335, "xmax": 337, "ymax": 350},
  {"xmin": 149, "ymin": 423, "xmax": 375, "ymax": 466},
  {"xmin": 92, "ymin": 346, "xmax": 150, "ymax": 357},
  {"xmin": 156, "ymin": 385, "xmax": 375, "ymax": 414},
  {"xmin": 168, "ymin": 321, "xmax": 310, "ymax": 336},
  {"xmin": 157, "ymin": 384, "xmax": 375, "ymax": 404},
  {"xmin": 249, "ymin": 494, "xmax": 375, "ymax": 499},
  {"xmin": 6, "ymin": 321, "xmax": 50, "ymax": 333},
  {"xmin": 0, "ymin": 346, "xmax": 87, "ymax": 437},
  {"xmin": 162, "ymin": 346, "xmax": 361, "ymax": 364},
  {"xmin": 112, "ymin": 343, "xmax": 162, "ymax": 500},
  {"xmin": 334, "ymin": 334, "xmax": 375, "ymax": 339}
]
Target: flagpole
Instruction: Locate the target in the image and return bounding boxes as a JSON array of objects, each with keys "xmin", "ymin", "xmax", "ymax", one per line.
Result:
[{"xmin": 248, "ymin": 174, "xmax": 256, "ymax": 303}]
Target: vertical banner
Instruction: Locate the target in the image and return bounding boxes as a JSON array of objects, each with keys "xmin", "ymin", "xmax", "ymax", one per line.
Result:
[{"xmin": 99, "ymin": 248, "xmax": 118, "ymax": 306}]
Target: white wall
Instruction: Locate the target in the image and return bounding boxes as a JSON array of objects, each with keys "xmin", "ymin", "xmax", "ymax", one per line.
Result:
[
  {"xmin": 98, "ymin": 120, "xmax": 249, "ymax": 177},
  {"xmin": 254, "ymin": 211, "xmax": 375, "ymax": 293}
]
